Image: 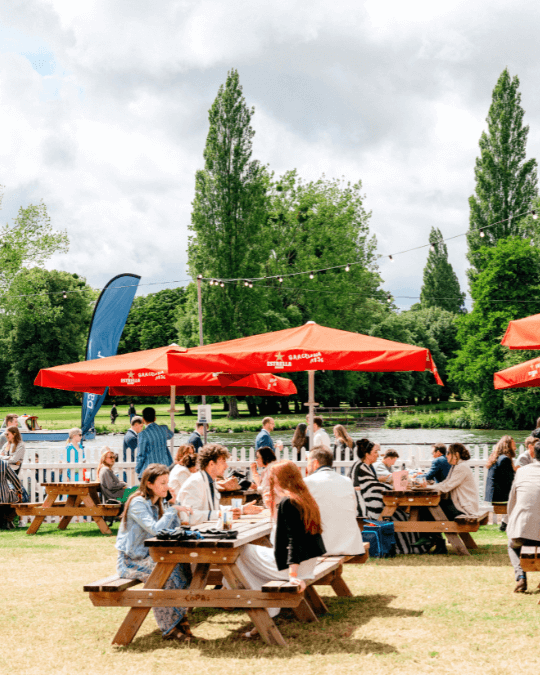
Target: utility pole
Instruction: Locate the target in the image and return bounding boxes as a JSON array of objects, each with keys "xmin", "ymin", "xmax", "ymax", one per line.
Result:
[{"xmin": 197, "ymin": 275, "xmax": 208, "ymax": 444}]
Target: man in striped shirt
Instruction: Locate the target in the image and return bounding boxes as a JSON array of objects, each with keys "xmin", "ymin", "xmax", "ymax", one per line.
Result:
[{"xmin": 135, "ymin": 407, "xmax": 174, "ymax": 479}]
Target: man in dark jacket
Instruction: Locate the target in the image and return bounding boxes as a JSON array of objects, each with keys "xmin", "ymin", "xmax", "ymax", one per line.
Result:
[
  {"xmin": 188, "ymin": 423, "xmax": 205, "ymax": 453},
  {"xmin": 424, "ymin": 443, "xmax": 451, "ymax": 483}
]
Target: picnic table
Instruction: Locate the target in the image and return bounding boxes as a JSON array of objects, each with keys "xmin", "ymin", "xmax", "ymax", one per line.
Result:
[
  {"xmin": 15, "ymin": 482, "xmax": 121, "ymax": 535},
  {"xmin": 381, "ymin": 489, "xmax": 489, "ymax": 556},
  {"xmin": 85, "ymin": 515, "xmax": 367, "ymax": 646}
]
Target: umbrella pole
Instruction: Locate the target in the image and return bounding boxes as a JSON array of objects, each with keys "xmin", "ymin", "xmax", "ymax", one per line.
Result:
[
  {"xmin": 308, "ymin": 370, "xmax": 315, "ymax": 451},
  {"xmin": 169, "ymin": 385, "xmax": 176, "ymax": 458},
  {"xmin": 197, "ymin": 274, "xmax": 208, "ymax": 445}
]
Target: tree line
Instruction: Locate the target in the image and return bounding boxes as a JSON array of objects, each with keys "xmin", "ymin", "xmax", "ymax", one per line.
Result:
[{"xmin": 1, "ymin": 67, "xmax": 539, "ymax": 428}]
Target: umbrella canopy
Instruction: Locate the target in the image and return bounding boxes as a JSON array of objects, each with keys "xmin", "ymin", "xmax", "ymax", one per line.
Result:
[
  {"xmin": 33, "ymin": 345, "xmax": 297, "ymax": 397},
  {"xmin": 494, "ymin": 357, "xmax": 540, "ymax": 390},
  {"xmin": 501, "ymin": 314, "xmax": 540, "ymax": 349},
  {"xmin": 167, "ymin": 322, "xmax": 443, "ymax": 384}
]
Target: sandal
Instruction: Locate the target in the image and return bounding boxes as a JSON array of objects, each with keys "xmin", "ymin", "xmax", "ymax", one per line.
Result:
[
  {"xmin": 177, "ymin": 618, "xmax": 195, "ymax": 639},
  {"xmin": 241, "ymin": 627, "xmax": 259, "ymax": 639},
  {"xmin": 163, "ymin": 628, "xmax": 188, "ymax": 642}
]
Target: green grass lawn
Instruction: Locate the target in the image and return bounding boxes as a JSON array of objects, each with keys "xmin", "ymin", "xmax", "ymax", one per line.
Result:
[{"xmin": 1, "ymin": 523, "xmax": 538, "ymax": 675}]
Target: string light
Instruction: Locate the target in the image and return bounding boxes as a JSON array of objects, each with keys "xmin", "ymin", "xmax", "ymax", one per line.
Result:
[
  {"xmin": 249, "ymin": 281, "xmax": 253, "ymax": 288},
  {"xmin": 62, "ymin": 290, "xmax": 67, "ymax": 299},
  {"xmin": 389, "ymin": 255, "xmax": 394, "ymax": 262},
  {"xmin": 220, "ymin": 281, "xmax": 225, "ymax": 288},
  {"xmin": 532, "ymin": 210, "xmax": 538, "ymax": 220},
  {"xmin": 244, "ymin": 280, "xmax": 249, "ymax": 287},
  {"xmin": 309, "ymin": 271, "xmax": 315, "ymax": 279},
  {"xmin": 387, "ymin": 294, "xmax": 392, "ymax": 303},
  {"xmin": 430, "ymin": 244, "xmax": 435, "ymax": 252},
  {"xmin": 278, "ymin": 276, "xmax": 283, "ymax": 283},
  {"xmin": 345, "ymin": 264, "xmax": 350, "ymax": 272},
  {"xmin": 479, "ymin": 229, "xmax": 485, "ymax": 238}
]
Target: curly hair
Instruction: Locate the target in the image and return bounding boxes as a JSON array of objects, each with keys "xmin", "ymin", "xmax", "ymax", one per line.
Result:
[{"xmin": 197, "ymin": 443, "xmax": 230, "ymax": 471}]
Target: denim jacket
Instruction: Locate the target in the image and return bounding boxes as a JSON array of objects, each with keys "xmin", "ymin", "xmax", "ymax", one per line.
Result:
[{"xmin": 116, "ymin": 496, "xmax": 179, "ymax": 560}]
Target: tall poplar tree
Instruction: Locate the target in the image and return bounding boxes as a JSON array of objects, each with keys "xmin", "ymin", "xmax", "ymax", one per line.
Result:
[
  {"xmin": 188, "ymin": 69, "xmax": 269, "ymax": 417},
  {"xmin": 467, "ymin": 68, "xmax": 538, "ymax": 277},
  {"xmin": 420, "ymin": 227, "xmax": 465, "ymax": 313}
]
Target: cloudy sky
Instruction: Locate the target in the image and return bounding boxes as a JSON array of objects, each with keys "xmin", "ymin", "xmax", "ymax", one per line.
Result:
[{"xmin": 1, "ymin": 0, "xmax": 540, "ymax": 309}]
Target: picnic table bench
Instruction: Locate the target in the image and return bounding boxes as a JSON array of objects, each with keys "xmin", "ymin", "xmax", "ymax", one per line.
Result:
[
  {"xmin": 382, "ymin": 489, "xmax": 489, "ymax": 556},
  {"xmin": 15, "ymin": 482, "xmax": 121, "ymax": 535},
  {"xmin": 84, "ymin": 516, "xmax": 369, "ymax": 647}
]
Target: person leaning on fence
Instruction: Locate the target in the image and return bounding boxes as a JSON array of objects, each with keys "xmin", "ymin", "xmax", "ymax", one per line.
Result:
[
  {"xmin": 350, "ymin": 438, "xmax": 426, "ymax": 555},
  {"xmin": 230, "ymin": 460, "xmax": 326, "ymax": 638},
  {"xmin": 116, "ymin": 463, "xmax": 194, "ymax": 641},
  {"xmin": 485, "ymin": 435, "xmax": 516, "ymax": 532},
  {"xmin": 506, "ymin": 441, "xmax": 540, "ymax": 593},
  {"xmin": 516, "ymin": 436, "xmax": 536, "ymax": 468},
  {"xmin": 333, "ymin": 424, "xmax": 354, "ymax": 462},
  {"xmin": 0, "ymin": 426, "xmax": 25, "ymax": 475}
]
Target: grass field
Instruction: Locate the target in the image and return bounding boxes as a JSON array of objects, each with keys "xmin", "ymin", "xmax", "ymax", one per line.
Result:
[{"xmin": 1, "ymin": 523, "xmax": 539, "ymax": 675}]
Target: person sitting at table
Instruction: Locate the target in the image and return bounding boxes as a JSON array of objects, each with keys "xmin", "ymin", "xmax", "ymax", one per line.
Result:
[
  {"xmin": 423, "ymin": 443, "xmax": 451, "ymax": 483},
  {"xmin": 516, "ymin": 436, "xmax": 537, "ymax": 468},
  {"xmin": 350, "ymin": 438, "xmax": 425, "ymax": 555},
  {"xmin": 0, "ymin": 459, "xmax": 24, "ymax": 529},
  {"xmin": 485, "ymin": 435, "xmax": 516, "ymax": 532},
  {"xmin": 0, "ymin": 426, "xmax": 25, "ymax": 475},
  {"xmin": 332, "ymin": 424, "xmax": 354, "ymax": 462},
  {"xmin": 506, "ymin": 441, "xmax": 540, "ymax": 592},
  {"xmin": 305, "ymin": 445, "xmax": 364, "ymax": 555},
  {"xmin": 169, "ymin": 447, "xmax": 197, "ymax": 500},
  {"xmin": 249, "ymin": 445, "xmax": 277, "ymax": 503},
  {"xmin": 420, "ymin": 443, "xmax": 480, "ymax": 554},
  {"xmin": 232, "ymin": 459, "xmax": 327, "ymax": 638},
  {"xmin": 0, "ymin": 414, "xmax": 19, "ymax": 451},
  {"xmin": 373, "ymin": 449, "xmax": 399, "ymax": 483},
  {"xmin": 97, "ymin": 448, "xmax": 129, "ymax": 502},
  {"xmin": 116, "ymin": 463, "xmax": 194, "ymax": 641},
  {"xmin": 177, "ymin": 444, "xmax": 262, "ymax": 525}
]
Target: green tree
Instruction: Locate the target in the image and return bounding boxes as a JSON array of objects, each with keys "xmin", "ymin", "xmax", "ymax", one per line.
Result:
[
  {"xmin": 420, "ymin": 227, "xmax": 465, "ymax": 313},
  {"xmin": 118, "ymin": 288, "xmax": 187, "ymax": 353},
  {"xmin": 188, "ymin": 69, "xmax": 270, "ymax": 417},
  {"xmin": 0, "ymin": 191, "xmax": 69, "ymax": 301},
  {"xmin": 0, "ymin": 269, "xmax": 95, "ymax": 406},
  {"xmin": 449, "ymin": 238, "xmax": 540, "ymax": 424},
  {"xmin": 467, "ymin": 69, "xmax": 538, "ymax": 277}
]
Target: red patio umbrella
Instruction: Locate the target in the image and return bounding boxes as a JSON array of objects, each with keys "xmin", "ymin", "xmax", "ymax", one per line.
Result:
[
  {"xmin": 34, "ymin": 345, "xmax": 296, "ymax": 452},
  {"xmin": 501, "ymin": 313, "xmax": 540, "ymax": 349},
  {"xmin": 167, "ymin": 322, "xmax": 443, "ymax": 447},
  {"xmin": 494, "ymin": 357, "xmax": 540, "ymax": 390}
]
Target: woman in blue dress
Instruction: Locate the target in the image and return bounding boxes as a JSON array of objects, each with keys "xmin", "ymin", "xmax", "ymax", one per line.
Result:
[
  {"xmin": 65, "ymin": 427, "xmax": 84, "ymax": 481},
  {"xmin": 116, "ymin": 463, "xmax": 194, "ymax": 641}
]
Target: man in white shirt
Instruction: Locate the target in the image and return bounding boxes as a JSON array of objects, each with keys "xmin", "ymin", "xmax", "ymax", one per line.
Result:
[
  {"xmin": 312, "ymin": 416, "xmax": 331, "ymax": 449},
  {"xmin": 305, "ymin": 445, "xmax": 364, "ymax": 555},
  {"xmin": 178, "ymin": 444, "xmax": 261, "ymax": 525},
  {"xmin": 373, "ymin": 449, "xmax": 399, "ymax": 483}
]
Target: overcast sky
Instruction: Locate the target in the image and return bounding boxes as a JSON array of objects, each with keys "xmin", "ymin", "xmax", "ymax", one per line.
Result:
[{"xmin": 2, "ymin": 0, "xmax": 540, "ymax": 310}]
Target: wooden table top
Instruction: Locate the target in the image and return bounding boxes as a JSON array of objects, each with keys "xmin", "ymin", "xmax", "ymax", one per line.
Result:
[
  {"xmin": 41, "ymin": 482, "xmax": 100, "ymax": 488},
  {"xmin": 385, "ymin": 489, "xmax": 437, "ymax": 498},
  {"xmin": 145, "ymin": 516, "xmax": 273, "ymax": 550}
]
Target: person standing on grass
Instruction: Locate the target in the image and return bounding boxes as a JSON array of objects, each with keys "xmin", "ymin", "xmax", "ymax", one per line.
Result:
[
  {"xmin": 135, "ymin": 408, "xmax": 174, "ymax": 479},
  {"xmin": 110, "ymin": 401, "xmax": 119, "ymax": 425},
  {"xmin": 188, "ymin": 422, "xmax": 205, "ymax": 453},
  {"xmin": 506, "ymin": 441, "xmax": 540, "ymax": 593},
  {"xmin": 123, "ymin": 416, "xmax": 144, "ymax": 462},
  {"xmin": 516, "ymin": 436, "xmax": 537, "ymax": 468},
  {"xmin": 116, "ymin": 463, "xmax": 195, "ymax": 641},
  {"xmin": 127, "ymin": 401, "xmax": 137, "ymax": 421}
]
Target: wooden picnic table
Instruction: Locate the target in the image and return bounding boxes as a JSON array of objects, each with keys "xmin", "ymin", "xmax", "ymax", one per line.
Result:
[
  {"xmin": 381, "ymin": 489, "xmax": 488, "ymax": 556},
  {"xmin": 86, "ymin": 515, "xmax": 361, "ymax": 647},
  {"xmin": 15, "ymin": 482, "xmax": 121, "ymax": 535}
]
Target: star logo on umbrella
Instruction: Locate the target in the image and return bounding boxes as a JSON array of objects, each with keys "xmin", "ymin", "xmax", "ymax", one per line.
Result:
[
  {"xmin": 275, "ymin": 352, "xmax": 284, "ymax": 361},
  {"xmin": 128, "ymin": 371, "xmax": 135, "ymax": 379}
]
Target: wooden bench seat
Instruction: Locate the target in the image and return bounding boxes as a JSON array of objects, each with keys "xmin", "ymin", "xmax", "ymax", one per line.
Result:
[
  {"xmin": 392, "ymin": 512, "xmax": 489, "ymax": 533},
  {"xmin": 84, "ymin": 575, "xmax": 142, "ymax": 592},
  {"xmin": 15, "ymin": 503, "xmax": 122, "ymax": 517},
  {"xmin": 492, "ymin": 503, "xmax": 508, "ymax": 515}
]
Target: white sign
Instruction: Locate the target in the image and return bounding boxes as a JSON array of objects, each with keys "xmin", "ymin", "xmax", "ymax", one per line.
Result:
[{"xmin": 197, "ymin": 405, "xmax": 212, "ymax": 425}]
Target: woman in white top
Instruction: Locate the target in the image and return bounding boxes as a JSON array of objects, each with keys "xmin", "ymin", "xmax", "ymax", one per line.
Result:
[
  {"xmin": 0, "ymin": 427, "xmax": 25, "ymax": 474},
  {"xmin": 168, "ymin": 444, "xmax": 196, "ymax": 499},
  {"xmin": 250, "ymin": 446, "xmax": 277, "ymax": 506}
]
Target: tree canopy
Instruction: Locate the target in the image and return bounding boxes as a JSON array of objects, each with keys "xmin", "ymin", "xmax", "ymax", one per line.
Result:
[{"xmin": 420, "ymin": 227, "xmax": 465, "ymax": 313}]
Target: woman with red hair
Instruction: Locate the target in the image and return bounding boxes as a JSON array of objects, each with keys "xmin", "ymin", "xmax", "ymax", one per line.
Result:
[{"xmin": 233, "ymin": 460, "xmax": 326, "ymax": 638}]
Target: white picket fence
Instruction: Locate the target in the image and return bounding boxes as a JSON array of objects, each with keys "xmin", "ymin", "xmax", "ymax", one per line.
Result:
[{"xmin": 18, "ymin": 441, "xmax": 510, "ymax": 506}]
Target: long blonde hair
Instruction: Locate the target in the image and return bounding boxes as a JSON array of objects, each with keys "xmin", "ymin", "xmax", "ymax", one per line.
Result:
[
  {"xmin": 97, "ymin": 447, "xmax": 115, "ymax": 479},
  {"xmin": 487, "ymin": 435, "xmax": 516, "ymax": 468},
  {"xmin": 333, "ymin": 424, "xmax": 353, "ymax": 448}
]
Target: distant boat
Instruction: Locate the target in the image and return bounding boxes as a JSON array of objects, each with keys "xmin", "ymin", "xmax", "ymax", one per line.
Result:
[{"xmin": 0, "ymin": 415, "xmax": 95, "ymax": 443}]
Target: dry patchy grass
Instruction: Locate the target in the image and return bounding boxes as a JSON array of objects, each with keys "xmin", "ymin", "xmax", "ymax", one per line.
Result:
[{"xmin": 1, "ymin": 524, "xmax": 540, "ymax": 675}]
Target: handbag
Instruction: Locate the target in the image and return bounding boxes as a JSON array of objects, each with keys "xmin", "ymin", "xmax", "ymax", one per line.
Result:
[{"xmin": 361, "ymin": 519, "xmax": 396, "ymax": 558}]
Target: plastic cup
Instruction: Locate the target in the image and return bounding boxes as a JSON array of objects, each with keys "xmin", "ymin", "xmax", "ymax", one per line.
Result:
[{"xmin": 231, "ymin": 498, "xmax": 243, "ymax": 509}]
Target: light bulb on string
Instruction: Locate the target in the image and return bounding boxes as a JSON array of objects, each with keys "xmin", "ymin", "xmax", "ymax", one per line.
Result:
[
  {"xmin": 479, "ymin": 229, "xmax": 485, "ymax": 238},
  {"xmin": 345, "ymin": 264, "xmax": 350, "ymax": 272},
  {"xmin": 309, "ymin": 271, "xmax": 315, "ymax": 279},
  {"xmin": 532, "ymin": 210, "xmax": 538, "ymax": 220},
  {"xmin": 220, "ymin": 281, "xmax": 225, "ymax": 288},
  {"xmin": 389, "ymin": 255, "xmax": 394, "ymax": 262},
  {"xmin": 386, "ymin": 294, "xmax": 392, "ymax": 303},
  {"xmin": 244, "ymin": 280, "xmax": 249, "ymax": 287},
  {"xmin": 278, "ymin": 276, "xmax": 283, "ymax": 283},
  {"xmin": 430, "ymin": 244, "xmax": 435, "ymax": 252},
  {"xmin": 249, "ymin": 282, "xmax": 253, "ymax": 288},
  {"xmin": 62, "ymin": 290, "xmax": 67, "ymax": 299}
]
